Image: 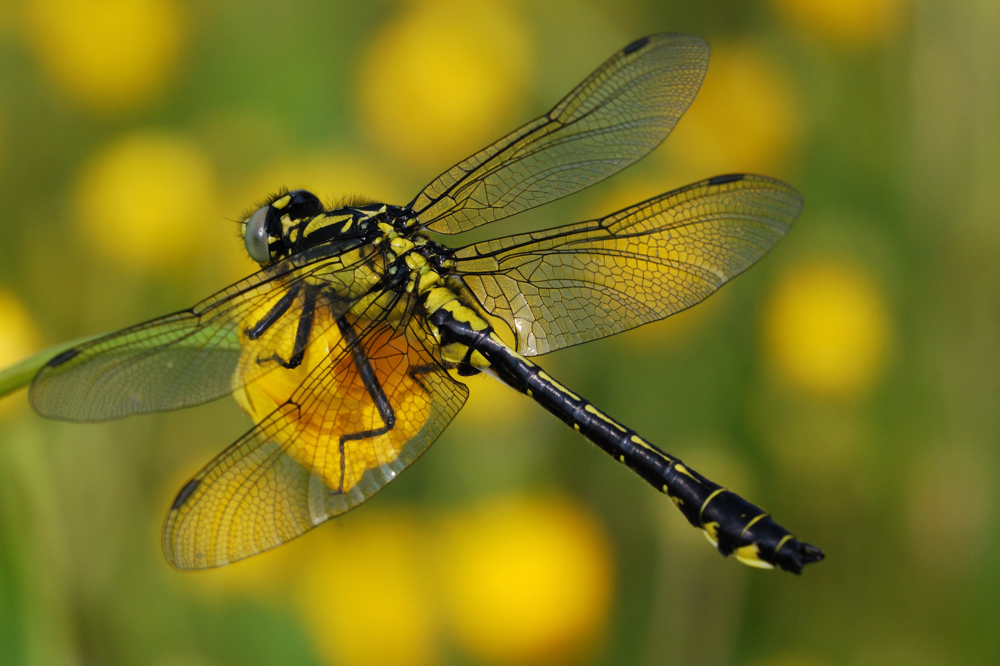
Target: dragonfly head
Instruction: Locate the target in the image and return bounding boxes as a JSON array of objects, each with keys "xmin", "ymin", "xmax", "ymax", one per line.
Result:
[{"xmin": 242, "ymin": 189, "xmax": 325, "ymax": 266}]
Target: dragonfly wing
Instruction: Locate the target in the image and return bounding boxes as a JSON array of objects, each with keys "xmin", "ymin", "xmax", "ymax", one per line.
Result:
[
  {"xmin": 455, "ymin": 175, "xmax": 802, "ymax": 355},
  {"xmin": 163, "ymin": 305, "xmax": 468, "ymax": 569},
  {"xmin": 410, "ymin": 34, "xmax": 710, "ymax": 234},
  {"xmin": 29, "ymin": 244, "xmax": 380, "ymax": 421}
]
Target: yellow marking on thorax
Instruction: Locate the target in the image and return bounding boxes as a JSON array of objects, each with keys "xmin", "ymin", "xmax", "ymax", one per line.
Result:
[
  {"xmin": 424, "ymin": 286, "xmax": 459, "ymax": 314},
  {"xmin": 416, "ymin": 271, "xmax": 440, "ymax": 292},
  {"xmin": 304, "ymin": 213, "xmax": 349, "ymax": 237},
  {"xmin": 390, "ymin": 237, "xmax": 414, "ymax": 254},
  {"xmin": 537, "ymin": 372, "xmax": 580, "ymax": 401},
  {"xmin": 272, "ymin": 194, "xmax": 291, "ymax": 209},
  {"xmin": 584, "ymin": 404, "xmax": 626, "ymax": 432},
  {"xmin": 405, "ymin": 253, "xmax": 427, "ymax": 270},
  {"xmin": 441, "ymin": 300, "xmax": 489, "ymax": 331}
]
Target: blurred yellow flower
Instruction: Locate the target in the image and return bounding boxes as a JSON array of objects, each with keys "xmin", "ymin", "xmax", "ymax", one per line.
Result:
[
  {"xmin": 438, "ymin": 494, "xmax": 612, "ymax": 664},
  {"xmin": 235, "ymin": 316, "xmax": 432, "ymax": 495},
  {"xmin": 764, "ymin": 260, "xmax": 889, "ymax": 398},
  {"xmin": 771, "ymin": 0, "xmax": 909, "ymax": 47},
  {"xmin": 75, "ymin": 131, "xmax": 216, "ymax": 272},
  {"xmin": 663, "ymin": 43, "xmax": 800, "ymax": 179},
  {"xmin": 358, "ymin": 0, "xmax": 531, "ymax": 168},
  {"xmin": 0, "ymin": 290, "xmax": 40, "ymax": 414},
  {"xmin": 295, "ymin": 514, "xmax": 438, "ymax": 666},
  {"xmin": 25, "ymin": 0, "xmax": 185, "ymax": 112}
]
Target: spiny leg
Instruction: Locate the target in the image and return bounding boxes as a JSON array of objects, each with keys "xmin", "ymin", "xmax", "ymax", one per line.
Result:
[
  {"xmin": 256, "ymin": 288, "xmax": 316, "ymax": 369},
  {"xmin": 334, "ymin": 316, "xmax": 397, "ymax": 493},
  {"xmin": 245, "ymin": 283, "xmax": 302, "ymax": 340}
]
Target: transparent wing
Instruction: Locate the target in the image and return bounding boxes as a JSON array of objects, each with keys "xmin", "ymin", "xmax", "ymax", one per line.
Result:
[
  {"xmin": 29, "ymin": 243, "xmax": 381, "ymax": 421},
  {"xmin": 163, "ymin": 300, "xmax": 468, "ymax": 570},
  {"xmin": 409, "ymin": 34, "xmax": 710, "ymax": 234},
  {"xmin": 454, "ymin": 175, "xmax": 802, "ymax": 355}
]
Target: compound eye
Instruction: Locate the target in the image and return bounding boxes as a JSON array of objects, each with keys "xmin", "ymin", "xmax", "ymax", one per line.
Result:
[{"xmin": 244, "ymin": 206, "xmax": 271, "ymax": 264}]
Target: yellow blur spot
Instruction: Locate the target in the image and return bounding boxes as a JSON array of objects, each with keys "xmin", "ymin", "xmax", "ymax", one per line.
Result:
[
  {"xmin": 438, "ymin": 495, "xmax": 612, "ymax": 664},
  {"xmin": 295, "ymin": 514, "xmax": 438, "ymax": 666},
  {"xmin": 26, "ymin": 0, "xmax": 185, "ymax": 113},
  {"xmin": 764, "ymin": 260, "xmax": 889, "ymax": 398},
  {"xmin": 772, "ymin": 0, "xmax": 909, "ymax": 47},
  {"xmin": 358, "ymin": 0, "xmax": 531, "ymax": 168},
  {"xmin": 0, "ymin": 291, "xmax": 40, "ymax": 414},
  {"xmin": 663, "ymin": 42, "xmax": 800, "ymax": 177},
  {"xmin": 75, "ymin": 131, "xmax": 215, "ymax": 272}
]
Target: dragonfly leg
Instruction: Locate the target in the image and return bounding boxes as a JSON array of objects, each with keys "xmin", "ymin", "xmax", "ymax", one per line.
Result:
[
  {"xmin": 334, "ymin": 316, "xmax": 397, "ymax": 493},
  {"xmin": 407, "ymin": 363, "xmax": 439, "ymax": 392},
  {"xmin": 256, "ymin": 288, "xmax": 316, "ymax": 369},
  {"xmin": 245, "ymin": 283, "xmax": 301, "ymax": 340}
]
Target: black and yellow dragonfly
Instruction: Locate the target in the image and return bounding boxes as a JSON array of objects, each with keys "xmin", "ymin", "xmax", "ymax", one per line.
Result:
[{"xmin": 27, "ymin": 34, "xmax": 823, "ymax": 573}]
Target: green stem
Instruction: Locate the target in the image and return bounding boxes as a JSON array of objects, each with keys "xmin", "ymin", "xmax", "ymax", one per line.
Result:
[{"xmin": 0, "ymin": 336, "xmax": 100, "ymax": 400}]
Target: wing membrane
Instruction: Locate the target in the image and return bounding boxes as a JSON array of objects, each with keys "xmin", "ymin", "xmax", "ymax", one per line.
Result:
[
  {"xmin": 455, "ymin": 175, "xmax": 802, "ymax": 355},
  {"xmin": 163, "ymin": 302, "xmax": 468, "ymax": 569},
  {"xmin": 30, "ymin": 242, "xmax": 381, "ymax": 421},
  {"xmin": 409, "ymin": 34, "xmax": 710, "ymax": 234}
]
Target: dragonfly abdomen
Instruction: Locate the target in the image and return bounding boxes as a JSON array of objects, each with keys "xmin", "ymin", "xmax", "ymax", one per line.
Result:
[{"xmin": 437, "ymin": 313, "xmax": 824, "ymax": 574}]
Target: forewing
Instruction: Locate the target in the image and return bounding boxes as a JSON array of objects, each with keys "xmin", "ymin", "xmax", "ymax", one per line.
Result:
[
  {"xmin": 409, "ymin": 34, "xmax": 710, "ymax": 234},
  {"xmin": 163, "ymin": 307, "xmax": 468, "ymax": 569},
  {"xmin": 455, "ymin": 175, "xmax": 802, "ymax": 355},
  {"xmin": 29, "ymin": 243, "xmax": 379, "ymax": 421}
]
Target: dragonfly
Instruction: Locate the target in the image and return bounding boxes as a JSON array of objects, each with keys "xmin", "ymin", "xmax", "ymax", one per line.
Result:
[{"xmin": 28, "ymin": 34, "xmax": 823, "ymax": 573}]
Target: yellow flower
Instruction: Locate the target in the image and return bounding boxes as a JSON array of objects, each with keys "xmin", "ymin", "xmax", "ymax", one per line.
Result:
[
  {"xmin": 662, "ymin": 42, "xmax": 800, "ymax": 179},
  {"xmin": 294, "ymin": 513, "xmax": 438, "ymax": 666},
  {"xmin": 25, "ymin": 0, "xmax": 186, "ymax": 113},
  {"xmin": 75, "ymin": 131, "xmax": 216, "ymax": 272},
  {"xmin": 234, "ymin": 306, "xmax": 433, "ymax": 495},
  {"xmin": 771, "ymin": 0, "xmax": 909, "ymax": 47},
  {"xmin": 437, "ymin": 494, "xmax": 613, "ymax": 664},
  {"xmin": 764, "ymin": 260, "xmax": 889, "ymax": 398},
  {"xmin": 0, "ymin": 290, "xmax": 40, "ymax": 415},
  {"xmin": 358, "ymin": 0, "xmax": 531, "ymax": 168}
]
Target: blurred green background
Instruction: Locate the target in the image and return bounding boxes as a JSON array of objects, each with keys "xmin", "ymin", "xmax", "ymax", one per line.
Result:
[{"xmin": 1, "ymin": 0, "xmax": 998, "ymax": 664}]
